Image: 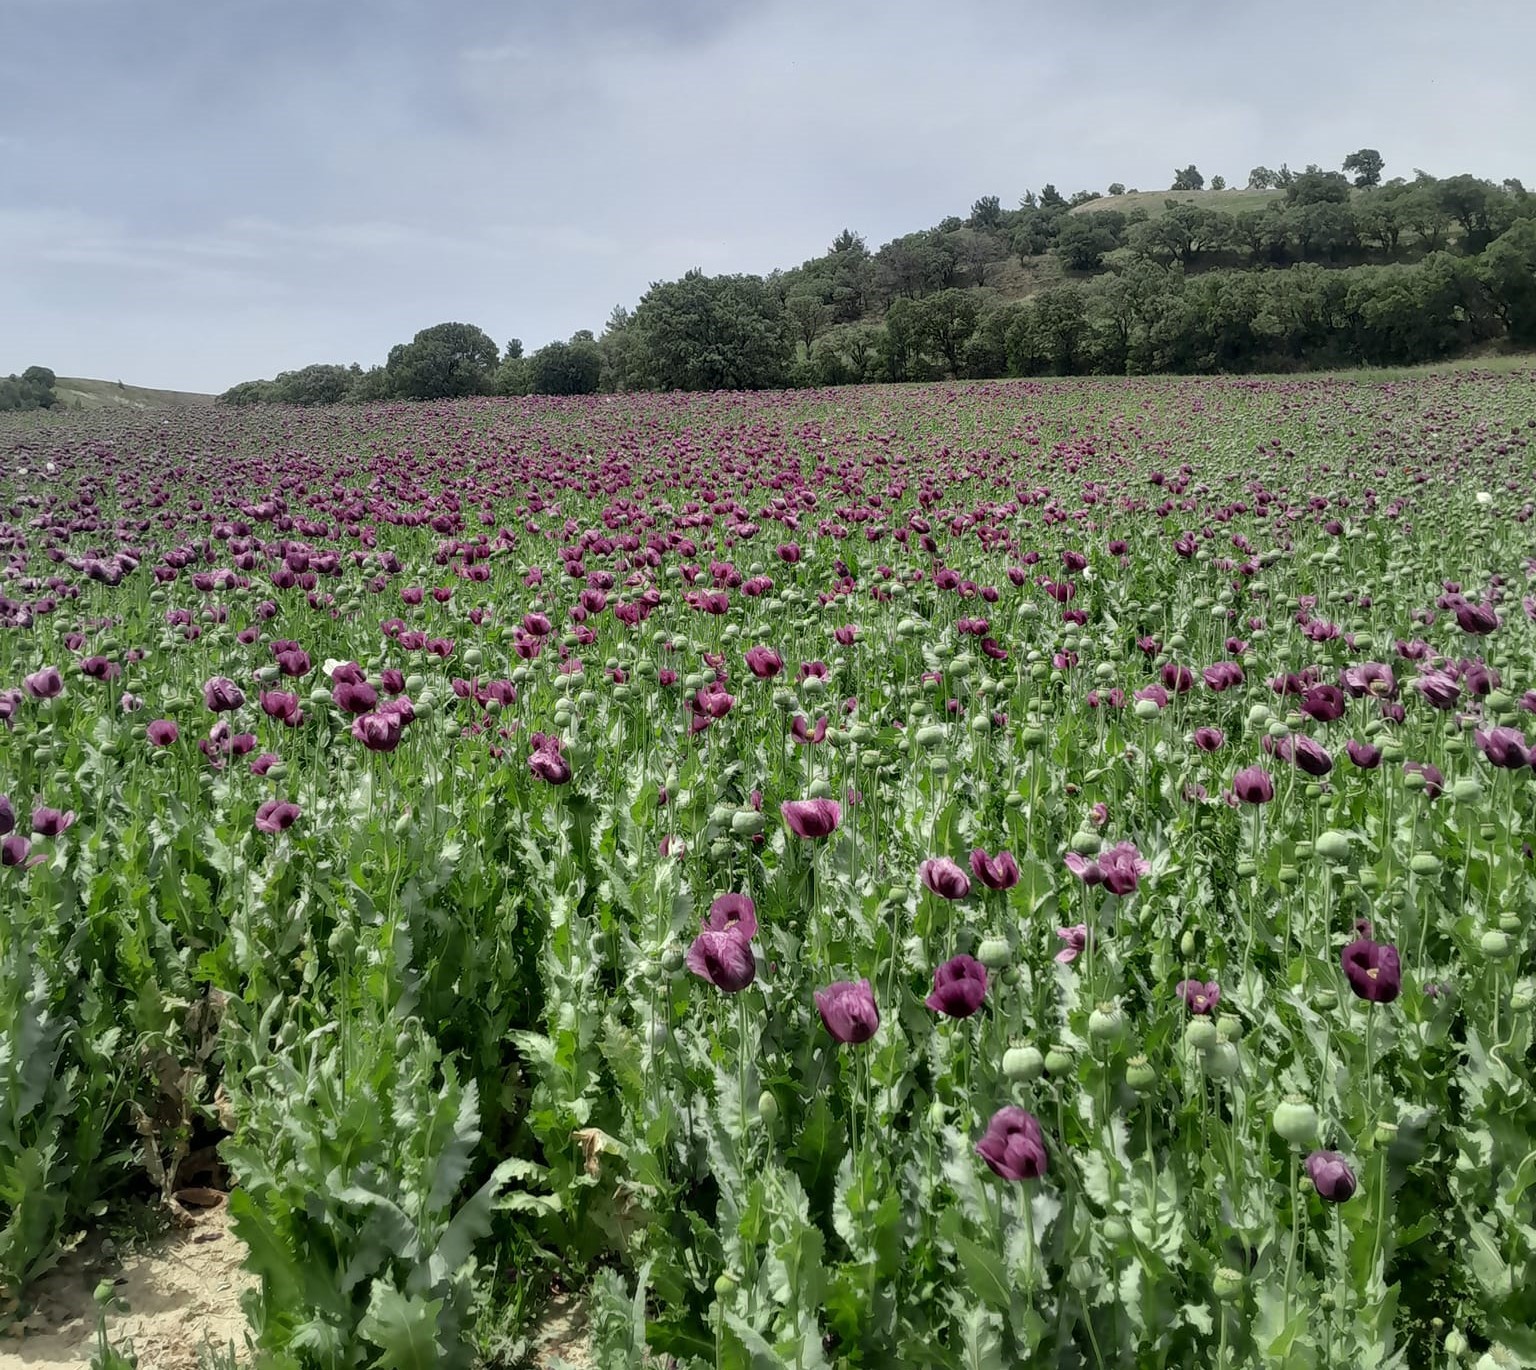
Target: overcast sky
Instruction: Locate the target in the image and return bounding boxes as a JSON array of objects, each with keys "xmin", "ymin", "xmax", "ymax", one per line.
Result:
[{"xmin": 3, "ymin": 0, "xmax": 1533, "ymax": 392}]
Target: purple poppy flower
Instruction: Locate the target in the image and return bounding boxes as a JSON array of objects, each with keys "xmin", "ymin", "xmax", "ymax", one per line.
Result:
[
  {"xmin": 1301, "ymin": 685, "xmax": 1347, "ymax": 723},
  {"xmin": 249, "ymin": 752, "xmax": 280, "ymax": 775},
  {"xmin": 1345, "ymin": 739, "xmax": 1382, "ymax": 769},
  {"xmin": 332, "ymin": 678, "xmax": 379, "ymax": 715},
  {"xmin": 1453, "ymin": 601, "xmax": 1498, "ymax": 635},
  {"xmin": 31, "ymin": 807, "xmax": 75, "ymax": 838},
  {"xmin": 1342, "ymin": 936, "xmax": 1402, "ymax": 1003},
  {"xmin": 254, "ymin": 799, "xmax": 300, "ymax": 834},
  {"xmin": 1414, "ymin": 672, "xmax": 1461, "ymax": 710},
  {"xmin": 1306, "ymin": 1150, "xmax": 1358, "ymax": 1202},
  {"xmin": 920, "ymin": 857, "xmax": 971, "ymax": 901},
  {"xmin": 1055, "ymin": 924, "xmax": 1089, "ymax": 964},
  {"xmin": 1193, "ymin": 727, "xmax": 1225, "ymax": 752},
  {"xmin": 1403, "ymin": 760, "xmax": 1445, "ymax": 799},
  {"xmin": 705, "ymin": 893, "xmax": 757, "ymax": 940},
  {"xmin": 790, "ymin": 715, "xmax": 828, "ymax": 745},
  {"xmin": 1065, "ymin": 841, "xmax": 1150, "ymax": 896},
  {"xmin": 684, "ymin": 929, "xmax": 756, "ymax": 993},
  {"xmin": 925, "ymin": 954, "xmax": 988, "ymax": 1018},
  {"xmin": 814, "ymin": 979, "xmax": 880, "ymax": 1045},
  {"xmin": 147, "ymin": 719, "xmax": 180, "ymax": 746},
  {"xmin": 1476, "ymin": 726, "xmax": 1530, "ymax": 770},
  {"xmin": 352, "ymin": 710, "xmax": 405, "ymax": 752},
  {"xmin": 969, "ymin": 847, "xmax": 1020, "ymax": 891},
  {"xmin": 260, "ymin": 690, "xmax": 304, "ymax": 727},
  {"xmin": 1232, "ymin": 766, "xmax": 1274, "ymax": 804},
  {"xmin": 744, "ymin": 646, "xmax": 783, "ymax": 679},
  {"xmin": 0, "ymin": 795, "xmax": 13, "ymax": 835},
  {"xmin": 1341, "ymin": 663, "xmax": 1397, "ymax": 699},
  {"xmin": 203, "ymin": 676, "xmax": 245, "ymax": 713},
  {"xmin": 528, "ymin": 736, "xmax": 572, "ymax": 785},
  {"xmin": 781, "ymin": 798, "xmax": 841, "ymax": 839},
  {"xmin": 2, "ymin": 834, "xmax": 39, "ymax": 868},
  {"xmin": 1177, "ymin": 979, "xmax": 1221, "ymax": 1015},
  {"xmin": 24, "ymin": 666, "xmax": 63, "ymax": 699},
  {"xmin": 975, "ymin": 1106, "xmax": 1048, "ymax": 1181}
]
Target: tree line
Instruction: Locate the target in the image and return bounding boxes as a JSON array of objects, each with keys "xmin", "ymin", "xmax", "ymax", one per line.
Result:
[
  {"xmin": 218, "ymin": 152, "xmax": 1536, "ymax": 405},
  {"xmin": 0, "ymin": 366, "xmax": 59, "ymax": 412}
]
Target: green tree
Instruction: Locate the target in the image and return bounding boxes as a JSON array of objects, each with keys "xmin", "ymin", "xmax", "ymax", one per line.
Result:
[
  {"xmin": 810, "ymin": 323, "xmax": 886, "ymax": 386},
  {"xmin": 968, "ymin": 196, "xmax": 1002, "ymax": 229},
  {"xmin": 1247, "ymin": 167, "xmax": 1277, "ymax": 190},
  {"xmin": 1286, "ymin": 170, "xmax": 1351, "ymax": 206},
  {"xmin": 912, "ymin": 289, "xmax": 981, "ymax": 378},
  {"xmin": 1210, "ymin": 175, "xmax": 1227, "ymax": 191},
  {"xmin": 527, "ymin": 338, "xmax": 602, "ymax": 395},
  {"xmin": 1107, "ymin": 182, "xmax": 1126, "ymax": 196},
  {"xmin": 784, "ymin": 291, "xmax": 830, "ymax": 354},
  {"xmin": 1053, "ymin": 212, "xmax": 1127, "ymax": 271},
  {"xmin": 383, "ymin": 322, "xmax": 499, "ymax": 400},
  {"xmin": 271, "ymin": 363, "xmax": 355, "ymax": 406},
  {"xmin": 1171, "ymin": 165, "xmax": 1204, "ymax": 191},
  {"xmin": 631, "ymin": 270, "xmax": 791, "ymax": 391},
  {"xmin": 1342, "ymin": 148, "xmax": 1385, "ymax": 188},
  {"xmin": 1480, "ymin": 220, "xmax": 1536, "ymax": 343},
  {"xmin": 217, "ymin": 379, "xmax": 277, "ymax": 406}
]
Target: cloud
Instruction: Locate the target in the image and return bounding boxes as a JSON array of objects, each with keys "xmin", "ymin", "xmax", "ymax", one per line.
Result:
[{"xmin": 2, "ymin": 0, "xmax": 1533, "ymax": 389}]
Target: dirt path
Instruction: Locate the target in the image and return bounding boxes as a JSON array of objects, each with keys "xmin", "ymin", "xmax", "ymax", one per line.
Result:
[{"xmin": 0, "ymin": 1205, "xmax": 251, "ymax": 1370}]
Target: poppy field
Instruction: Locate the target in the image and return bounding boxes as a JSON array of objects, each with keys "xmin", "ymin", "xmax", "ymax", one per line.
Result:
[{"xmin": 2, "ymin": 368, "xmax": 1536, "ymax": 1368}]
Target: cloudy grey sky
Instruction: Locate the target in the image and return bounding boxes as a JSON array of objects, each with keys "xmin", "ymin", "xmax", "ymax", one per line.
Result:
[{"xmin": 3, "ymin": 0, "xmax": 1533, "ymax": 391}]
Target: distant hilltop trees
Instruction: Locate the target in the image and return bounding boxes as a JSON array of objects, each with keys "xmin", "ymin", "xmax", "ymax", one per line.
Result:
[
  {"xmin": 0, "ymin": 366, "xmax": 58, "ymax": 412},
  {"xmin": 217, "ymin": 150, "xmax": 1536, "ymax": 403}
]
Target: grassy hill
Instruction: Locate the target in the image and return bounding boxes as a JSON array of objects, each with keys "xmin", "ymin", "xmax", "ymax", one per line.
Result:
[
  {"xmin": 51, "ymin": 377, "xmax": 214, "ymax": 411},
  {"xmin": 1070, "ymin": 187, "xmax": 1291, "ymax": 218}
]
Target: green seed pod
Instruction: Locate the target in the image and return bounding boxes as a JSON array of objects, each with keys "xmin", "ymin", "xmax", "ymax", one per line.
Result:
[
  {"xmin": 1360, "ymin": 869, "xmax": 1380, "ymax": 892},
  {"xmin": 1246, "ymin": 704, "xmax": 1271, "ymax": 730},
  {"xmin": 1236, "ymin": 858, "xmax": 1256, "ymax": 878},
  {"xmin": 1277, "ymin": 864, "xmax": 1300, "ymax": 886},
  {"xmin": 1266, "ymin": 720, "xmax": 1292, "ymax": 740},
  {"xmin": 1125, "ymin": 1055, "xmax": 1157, "ymax": 1091},
  {"xmin": 464, "ymin": 647, "xmax": 483, "ymax": 669},
  {"xmin": 1499, "ymin": 910, "xmax": 1521, "ymax": 933},
  {"xmin": 1004, "ymin": 790, "xmax": 1026, "ymax": 809},
  {"xmin": 1213, "ymin": 1267, "xmax": 1245, "ymax": 1302},
  {"xmin": 929, "ymin": 756, "xmax": 951, "ymax": 777},
  {"xmin": 731, "ymin": 810, "xmax": 766, "ymax": 838},
  {"xmin": 860, "ymin": 749, "xmax": 882, "ymax": 768},
  {"xmin": 757, "ymin": 1091, "xmax": 779, "ymax": 1129},
  {"xmin": 649, "ymin": 1021, "xmax": 670, "ymax": 1051},
  {"xmin": 1088, "ymin": 1003, "xmax": 1127, "ymax": 1045},
  {"xmin": 1272, "ymin": 1096, "xmax": 1319, "ymax": 1145},
  {"xmin": 1452, "ymin": 777, "xmax": 1484, "ymax": 805},
  {"xmin": 1022, "ymin": 725, "xmax": 1047, "ymax": 747},
  {"xmin": 1003, "ymin": 1045, "xmax": 1045, "ymax": 1083},
  {"xmin": 1443, "ymin": 1329, "xmax": 1468, "ymax": 1360},
  {"xmin": 413, "ymin": 698, "xmax": 435, "ymax": 720},
  {"xmin": 1070, "ymin": 830, "xmax": 1102, "ymax": 856},
  {"xmin": 326, "ymin": 924, "xmax": 356, "ymax": 959},
  {"xmin": 1043, "ymin": 1047, "xmax": 1075, "ymax": 1077},
  {"xmin": 1480, "ymin": 929, "xmax": 1515, "ymax": 960},
  {"xmin": 714, "ymin": 1274, "xmax": 738, "ymax": 1299},
  {"xmin": 1510, "ymin": 981, "xmax": 1534, "ymax": 1012},
  {"xmin": 1200, "ymin": 1041, "xmax": 1240, "ymax": 1079},
  {"xmin": 800, "ymin": 675, "xmax": 826, "ymax": 698},
  {"xmin": 807, "ymin": 777, "xmax": 834, "ymax": 800},
  {"xmin": 660, "ymin": 944, "xmax": 685, "ymax": 974},
  {"xmin": 1029, "ymin": 662, "xmax": 1049, "ymax": 682},
  {"xmin": 1179, "ymin": 1019, "xmax": 1216, "ymax": 1050},
  {"xmin": 1315, "ymin": 830, "xmax": 1351, "ymax": 862},
  {"xmin": 969, "ymin": 712, "xmax": 993, "ymax": 736},
  {"xmin": 1133, "ymin": 698, "xmax": 1161, "ymax": 721},
  {"xmin": 1217, "ymin": 1017, "xmax": 1243, "ymax": 1043},
  {"xmin": 915, "ymin": 724, "xmax": 947, "ymax": 750},
  {"xmin": 1442, "ymin": 736, "xmax": 1466, "ymax": 756},
  {"xmin": 1380, "ymin": 740, "xmax": 1405, "ymax": 763},
  {"xmin": 977, "ymin": 937, "xmax": 1011, "ymax": 970},
  {"xmin": 1409, "ymin": 853, "xmax": 1442, "ymax": 875},
  {"xmin": 1184, "ymin": 1018, "xmax": 1220, "ymax": 1051},
  {"xmin": 1101, "ymin": 1217, "xmax": 1129, "ymax": 1242}
]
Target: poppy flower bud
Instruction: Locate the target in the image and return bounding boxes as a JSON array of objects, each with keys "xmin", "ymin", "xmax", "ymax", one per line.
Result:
[
  {"xmin": 757, "ymin": 1091, "xmax": 779, "ymax": 1129},
  {"xmin": 1003, "ymin": 1045, "xmax": 1044, "ymax": 1082}
]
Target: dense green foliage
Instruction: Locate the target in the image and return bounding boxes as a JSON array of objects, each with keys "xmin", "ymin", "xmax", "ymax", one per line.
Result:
[
  {"xmin": 215, "ymin": 154, "xmax": 1536, "ymax": 406},
  {"xmin": 0, "ymin": 367, "xmax": 58, "ymax": 413}
]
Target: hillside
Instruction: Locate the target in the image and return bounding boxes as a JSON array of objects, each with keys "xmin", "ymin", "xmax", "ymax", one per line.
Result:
[
  {"xmin": 51, "ymin": 377, "xmax": 214, "ymax": 411},
  {"xmin": 1069, "ymin": 186, "xmax": 1292, "ymax": 218}
]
